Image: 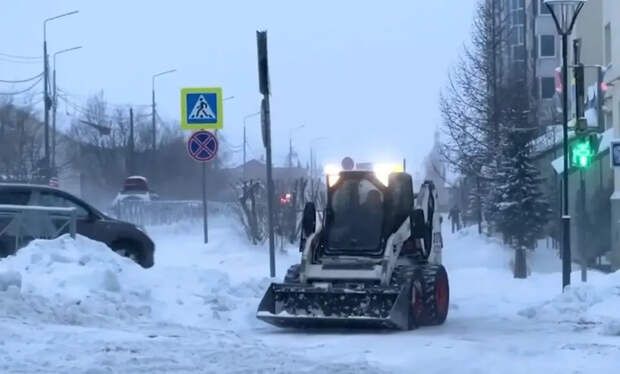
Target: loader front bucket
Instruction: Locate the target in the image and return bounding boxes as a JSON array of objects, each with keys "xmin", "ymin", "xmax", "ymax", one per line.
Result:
[{"xmin": 256, "ymin": 282, "xmax": 411, "ymax": 330}]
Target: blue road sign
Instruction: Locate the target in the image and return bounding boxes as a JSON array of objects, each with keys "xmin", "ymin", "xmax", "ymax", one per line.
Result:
[
  {"xmin": 181, "ymin": 87, "xmax": 223, "ymax": 130},
  {"xmin": 187, "ymin": 131, "xmax": 219, "ymax": 162},
  {"xmin": 612, "ymin": 140, "xmax": 620, "ymax": 167}
]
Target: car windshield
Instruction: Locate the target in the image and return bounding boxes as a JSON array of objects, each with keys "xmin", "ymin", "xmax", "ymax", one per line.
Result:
[{"xmin": 326, "ymin": 178, "xmax": 384, "ymax": 253}]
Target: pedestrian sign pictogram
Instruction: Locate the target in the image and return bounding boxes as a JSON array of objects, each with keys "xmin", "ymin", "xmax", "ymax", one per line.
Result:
[
  {"xmin": 188, "ymin": 95, "xmax": 216, "ymax": 120},
  {"xmin": 187, "ymin": 130, "xmax": 218, "ymax": 162},
  {"xmin": 181, "ymin": 87, "xmax": 223, "ymax": 130}
]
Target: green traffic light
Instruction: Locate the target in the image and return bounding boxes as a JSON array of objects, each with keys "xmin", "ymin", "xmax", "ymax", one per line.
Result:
[{"xmin": 571, "ymin": 138, "xmax": 594, "ymax": 168}]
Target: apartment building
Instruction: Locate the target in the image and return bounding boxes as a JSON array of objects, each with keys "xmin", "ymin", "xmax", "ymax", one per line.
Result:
[
  {"xmin": 502, "ymin": 0, "xmax": 564, "ymax": 126},
  {"xmin": 601, "ymin": 0, "xmax": 620, "ymax": 266}
]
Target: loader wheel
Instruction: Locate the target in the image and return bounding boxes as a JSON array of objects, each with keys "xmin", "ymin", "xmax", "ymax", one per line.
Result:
[
  {"xmin": 284, "ymin": 264, "xmax": 301, "ymax": 283},
  {"xmin": 408, "ymin": 274, "xmax": 425, "ymax": 330},
  {"xmin": 419, "ymin": 264, "xmax": 449, "ymax": 326}
]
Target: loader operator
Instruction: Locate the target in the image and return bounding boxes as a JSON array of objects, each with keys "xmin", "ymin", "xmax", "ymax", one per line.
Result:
[
  {"xmin": 361, "ymin": 190, "xmax": 382, "ymax": 230},
  {"xmin": 328, "ymin": 181, "xmax": 384, "ymax": 252}
]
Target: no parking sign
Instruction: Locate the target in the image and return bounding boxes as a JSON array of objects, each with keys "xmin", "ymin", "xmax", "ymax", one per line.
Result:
[{"xmin": 187, "ymin": 130, "xmax": 218, "ymax": 162}]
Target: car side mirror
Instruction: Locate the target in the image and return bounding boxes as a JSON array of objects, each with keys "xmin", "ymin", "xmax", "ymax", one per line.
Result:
[{"xmin": 302, "ymin": 202, "xmax": 316, "ymax": 237}]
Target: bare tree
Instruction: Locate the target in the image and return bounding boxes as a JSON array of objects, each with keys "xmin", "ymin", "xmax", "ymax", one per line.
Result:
[
  {"xmin": 0, "ymin": 99, "xmax": 46, "ymax": 182},
  {"xmin": 440, "ymin": 0, "xmax": 509, "ymax": 234}
]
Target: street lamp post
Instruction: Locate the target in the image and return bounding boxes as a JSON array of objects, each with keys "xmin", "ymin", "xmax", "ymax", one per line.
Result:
[
  {"xmin": 43, "ymin": 10, "xmax": 79, "ymax": 177},
  {"xmin": 288, "ymin": 124, "xmax": 305, "ymax": 168},
  {"xmin": 52, "ymin": 46, "xmax": 82, "ymax": 169},
  {"xmin": 545, "ymin": 0, "xmax": 586, "ymax": 290},
  {"xmin": 243, "ymin": 111, "xmax": 261, "ymax": 179},
  {"xmin": 309, "ymin": 137, "xmax": 328, "ymax": 179},
  {"xmin": 151, "ymin": 69, "xmax": 176, "ymax": 151}
]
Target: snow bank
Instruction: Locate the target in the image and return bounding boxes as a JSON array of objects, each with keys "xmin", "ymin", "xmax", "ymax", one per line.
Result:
[
  {"xmin": 0, "ymin": 214, "xmax": 297, "ymax": 331},
  {"xmin": 0, "ymin": 235, "xmax": 153, "ymax": 326},
  {"xmin": 518, "ymin": 272, "xmax": 620, "ymax": 336}
]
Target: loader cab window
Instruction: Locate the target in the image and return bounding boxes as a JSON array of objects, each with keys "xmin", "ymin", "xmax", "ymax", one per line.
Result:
[{"xmin": 327, "ymin": 178, "xmax": 384, "ymax": 253}]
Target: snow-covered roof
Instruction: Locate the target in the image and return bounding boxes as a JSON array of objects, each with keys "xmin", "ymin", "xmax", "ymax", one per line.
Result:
[
  {"xmin": 531, "ymin": 124, "xmax": 576, "ymax": 155},
  {"xmin": 127, "ymin": 176, "xmax": 148, "ymax": 181},
  {"xmin": 551, "ymin": 128, "xmax": 613, "ymax": 174}
]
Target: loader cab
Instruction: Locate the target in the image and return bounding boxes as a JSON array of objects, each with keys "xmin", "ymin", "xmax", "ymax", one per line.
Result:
[{"xmin": 322, "ymin": 171, "xmax": 414, "ymax": 257}]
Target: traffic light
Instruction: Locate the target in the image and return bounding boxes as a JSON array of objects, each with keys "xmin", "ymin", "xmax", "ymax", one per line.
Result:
[
  {"xmin": 570, "ymin": 134, "xmax": 599, "ymax": 169},
  {"xmin": 574, "ymin": 64, "xmax": 585, "ymax": 119},
  {"xmin": 597, "ymin": 65, "xmax": 609, "ymax": 130}
]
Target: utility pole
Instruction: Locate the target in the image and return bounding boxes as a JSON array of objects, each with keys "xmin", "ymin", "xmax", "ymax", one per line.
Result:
[
  {"xmin": 243, "ymin": 124, "xmax": 246, "ymax": 177},
  {"xmin": 151, "ymin": 88, "xmax": 156, "ymax": 151},
  {"xmin": 289, "ymin": 137, "xmax": 293, "ymax": 168},
  {"xmin": 242, "ymin": 111, "xmax": 260, "ymax": 180},
  {"xmin": 309, "ymin": 147, "xmax": 313, "ymax": 179},
  {"xmin": 151, "ymin": 69, "xmax": 177, "ymax": 152},
  {"xmin": 288, "ymin": 124, "xmax": 304, "ymax": 169},
  {"xmin": 129, "ymin": 107, "xmax": 135, "ymax": 175},
  {"xmin": 43, "ymin": 40, "xmax": 50, "ymax": 177},
  {"xmin": 43, "ymin": 10, "xmax": 79, "ymax": 178},
  {"xmin": 257, "ymin": 30, "xmax": 276, "ymax": 278},
  {"xmin": 51, "ymin": 64, "xmax": 56, "ymax": 171},
  {"xmin": 52, "ymin": 46, "xmax": 81, "ymax": 172}
]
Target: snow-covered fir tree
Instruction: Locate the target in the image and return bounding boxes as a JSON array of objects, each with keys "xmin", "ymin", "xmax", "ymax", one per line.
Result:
[{"xmin": 493, "ymin": 130, "xmax": 551, "ymax": 277}]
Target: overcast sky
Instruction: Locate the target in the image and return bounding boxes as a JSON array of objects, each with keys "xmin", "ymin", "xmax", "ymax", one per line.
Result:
[{"xmin": 1, "ymin": 0, "xmax": 475, "ymax": 177}]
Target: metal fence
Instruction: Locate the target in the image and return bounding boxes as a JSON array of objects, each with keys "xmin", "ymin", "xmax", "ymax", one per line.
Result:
[
  {"xmin": 0, "ymin": 204, "xmax": 77, "ymax": 251},
  {"xmin": 115, "ymin": 200, "xmax": 228, "ymax": 226}
]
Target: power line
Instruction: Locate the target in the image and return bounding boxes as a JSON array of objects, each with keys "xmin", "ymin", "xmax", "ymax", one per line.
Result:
[
  {"xmin": 57, "ymin": 86, "xmax": 151, "ymax": 109},
  {"xmin": 0, "ymin": 72, "xmax": 44, "ymax": 84},
  {"xmin": 0, "ymin": 76, "xmax": 43, "ymax": 95},
  {"xmin": 0, "ymin": 52, "xmax": 42, "ymax": 60},
  {"xmin": 0, "ymin": 57, "xmax": 42, "ymax": 65},
  {"xmin": 57, "ymin": 94, "xmax": 91, "ymax": 116}
]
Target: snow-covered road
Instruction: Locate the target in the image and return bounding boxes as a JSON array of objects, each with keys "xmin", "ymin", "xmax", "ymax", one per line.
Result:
[{"xmin": 0, "ymin": 215, "xmax": 619, "ymax": 373}]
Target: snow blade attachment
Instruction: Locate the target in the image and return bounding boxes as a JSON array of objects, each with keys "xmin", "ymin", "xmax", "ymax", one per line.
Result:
[{"xmin": 256, "ymin": 282, "xmax": 411, "ymax": 330}]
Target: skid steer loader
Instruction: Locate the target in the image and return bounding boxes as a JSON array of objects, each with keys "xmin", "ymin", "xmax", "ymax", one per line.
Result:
[{"xmin": 256, "ymin": 168, "xmax": 448, "ymax": 330}]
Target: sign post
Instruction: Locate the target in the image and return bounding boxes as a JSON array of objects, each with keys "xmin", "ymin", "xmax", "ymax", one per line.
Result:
[
  {"xmin": 181, "ymin": 87, "xmax": 223, "ymax": 244},
  {"xmin": 187, "ymin": 130, "xmax": 219, "ymax": 243},
  {"xmin": 202, "ymin": 162, "xmax": 208, "ymax": 243}
]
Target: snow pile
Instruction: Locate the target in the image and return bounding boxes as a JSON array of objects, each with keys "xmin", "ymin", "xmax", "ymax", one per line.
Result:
[
  {"xmin": 518, "ymin": 272, "xmax": 620, "ymax": 335},
  {"xmin": 0, "ymin": 218, "xmax": 288, "ymax": 331},
  {"xmin": 0, "ymin": 235, "xmax": 153, "ymax": 326}
]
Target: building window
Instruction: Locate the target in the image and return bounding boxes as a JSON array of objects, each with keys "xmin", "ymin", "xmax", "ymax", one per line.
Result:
[
  {"xmin": 513, "ymin": 45, "xmax": 526, "ymax": 61},
  {"xmin": 539, "ymin": 0, "xmax": 551, "ymax": 15},
  {"xmin": 605, "ymin": 23, "xmax": 612, "ymax": 65},
  {"xmin": 509, "ymin": 26, "xmax": 524, "ymax": 45},
  {"xmin": 511, "ymin": 0, "xmax": 525, "ymax": 11},
  {"xmin": 540, "ymin": 77, "xmax": 556, "ymax": 99},
  {"xmin": 512, "ymin": 11, "xmax": 525, "ymax": 25},
  {"xmin": 539, "ymin": 35, "xmax": 556, "ymax": 57}
]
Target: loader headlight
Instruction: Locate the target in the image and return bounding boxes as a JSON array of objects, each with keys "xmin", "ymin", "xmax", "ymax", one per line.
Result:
[
  {"xmin": 324, "ymin": 164, "xmax": 341, "ymax": 187},
  {"xmin": 373, "ymin": 163, "xmax": 404, "ymax": 186}
]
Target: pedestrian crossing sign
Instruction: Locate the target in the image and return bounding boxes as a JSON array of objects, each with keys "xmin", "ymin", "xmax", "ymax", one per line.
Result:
[{"xmin": 181, "ymin": 87, "xmax": 223, "ymax": 130}]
